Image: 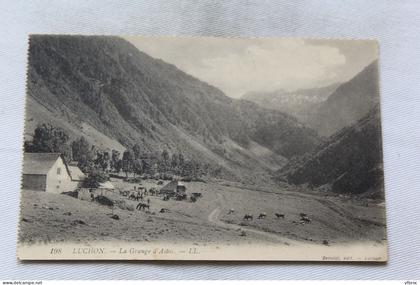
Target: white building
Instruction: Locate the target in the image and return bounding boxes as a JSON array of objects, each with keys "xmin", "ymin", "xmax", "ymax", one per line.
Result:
[{"xmin": 22, "ymin": 153, "xmax": 84, "ymax": 194}]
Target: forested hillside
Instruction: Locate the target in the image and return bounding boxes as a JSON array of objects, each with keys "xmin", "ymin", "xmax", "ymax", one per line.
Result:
[
  {"xmin": 277, "ymin": 106, "xmax": 384, "ymax": 198},
  {"xmin": 307, "ymin": 61, "xmax": 380, "ymax": 137},
  {"xmin": 25, "ymin": 35, "xmax": 321, "ymax": 182}
]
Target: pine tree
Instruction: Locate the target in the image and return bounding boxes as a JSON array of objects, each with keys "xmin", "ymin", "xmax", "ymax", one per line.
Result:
[{"xmin": 122, "ymin": 150, "xmax": 134, "ymax": 178}]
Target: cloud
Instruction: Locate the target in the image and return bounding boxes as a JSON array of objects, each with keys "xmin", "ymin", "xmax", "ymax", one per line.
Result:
[
  {"xmin": 192, "ymin": 39, "xmax": 346, "ymax": 97},
  {"xmin": 124, "ymin": 37, "xmax": 369, "ymax": 98}
]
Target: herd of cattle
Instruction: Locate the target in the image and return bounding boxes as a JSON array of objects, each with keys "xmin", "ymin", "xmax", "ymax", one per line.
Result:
[
  {"xmin": 116, "ymin": 182, "xmax": 204, "ymax": 214},
  {"xmin": 115, "ymin": 181, "xmax": 312, "ymax": 226},
  {"xmin": 232, "ymin": 210, "xmax": 312, "ymax": 224},
  {"xmin": 119, "ymin": 187, "xmax": 158, "ymax": 201}
]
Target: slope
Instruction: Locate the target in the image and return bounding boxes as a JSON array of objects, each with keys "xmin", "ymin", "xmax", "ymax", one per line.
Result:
[
  {"xmin": 277, "ymin": 106, "xmax": 384, "ymax": 198},
  {"xmin": 26, "ymin": 35, "xmax": 321, "ymax": 181},
  {"xmin": 308, "ymin": 61, "xmax": 380, "ymax": 137}
]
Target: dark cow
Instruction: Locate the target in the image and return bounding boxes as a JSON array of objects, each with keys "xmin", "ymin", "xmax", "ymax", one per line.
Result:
[
  {"xmin": 258, "ymin": 212, "xmax": 267, "ymax": 219},
  {"xmin": 243, "ymin": 214, "xmax": 253, "ymax": 221},
  {"xmin": 119, "ymin": 190, "xmax": 129, "ymax": 196},
  {"xmin": 175, "ymin": 194, "xmax": 187, "ymax": 201},
  {"xmin": 134, "ymin": 193, "xmax": 143, "ymax": 201},
  {"xmin": 300, "ymin": 216, "xmax": 312, "ymax": 224},
  {"xmin": 149, "ymin": 188, "xmax": 156, "ymax": 196},
  {"xmin": 136, "ymin": 203, "xmax": 150, "ymax": 211},
  {"xmin": 275, "ymin": 213, "xmax": 285, "ymax": 219}
]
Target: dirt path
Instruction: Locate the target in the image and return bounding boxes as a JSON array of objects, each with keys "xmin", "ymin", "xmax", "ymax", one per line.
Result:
[{"xmin": 207, "ymin": 193, "xmax": 305, "ymax": 246}]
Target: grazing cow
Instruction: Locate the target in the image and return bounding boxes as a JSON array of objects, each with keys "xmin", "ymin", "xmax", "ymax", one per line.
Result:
[
  {"xmin": 227, "ymin": 209, "xmax": 235, "ymax": 215},
  {"xmin": 275, "ymin": 213, "xmax": 285, "ymax": 219},
  {"xmin": 176, "ymin": 194, "xmax": 187, "ymax": 201},
  {"xmin": 258, "ymin": 212, "xmax": 267, "ymax": 219},
  {"xmin": 243, "ymin": 214, "xmax": 253, "ymax": 221},
  {"xmin": 299, "ymin": 213, "xmax": 308, "ymax": 218},
  {"xmin": 300, "ymin": 216, "xmax": 311, "ymax": 224},
  {"xmin": 159, "ymin": 208, "xmax": 169, "ymax": 213},
  {"xmin": 190, "ymin": 196, "xmax": 197, "ymax": 203},
  {"xmin": 136, "ymin": 203, "xmax": 150, "ymax": 211},
  {"xmin": 128, "ymin": 193, "xmax": 136, "ymax": 200},
  {"xmin": 120, "ymin": 190, "xmax": 129, "ymax": 196},
  {"xmin": 149, "ymin": 188, "xmax": 156, "ymax": 196},
  {"xmin": 191, "ymin": 192, "xmax": 202, "ymax": 198},
  {"xmin": 134, "ymin": 193, "xmax": 143, "ymax": 201}
]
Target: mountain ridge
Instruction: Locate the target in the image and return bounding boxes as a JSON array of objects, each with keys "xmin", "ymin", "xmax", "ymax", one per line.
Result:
[
  {"xmin": 307, "ymin": 60, "xmax": 380, "ymax": 137},
  {"xmin": 241, "ymin": 83, "xmax": 341, "ymax": 122},
  {"xmin": 241, "ymin": 60, "xmax": 379, "ymax": 138}
]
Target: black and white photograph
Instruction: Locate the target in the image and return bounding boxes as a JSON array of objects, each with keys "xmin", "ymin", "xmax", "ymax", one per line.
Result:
[{"xmin": 17, "ymin": 35, "xmax": 386, "ymax": 260}]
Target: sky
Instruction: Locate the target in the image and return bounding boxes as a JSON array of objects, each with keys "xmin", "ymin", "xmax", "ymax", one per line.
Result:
[{"xmin": 124, "ymin": 36, "xmax": 378, "ymax": 98}]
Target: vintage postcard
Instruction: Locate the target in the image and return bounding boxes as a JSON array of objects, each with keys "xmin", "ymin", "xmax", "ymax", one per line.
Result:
[{"xmin": 17, "ymin": 35, "xmax": 387, "ymax": 261}]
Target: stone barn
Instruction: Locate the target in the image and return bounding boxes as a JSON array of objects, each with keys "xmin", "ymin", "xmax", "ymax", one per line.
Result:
[
  {"xmin": 22, "ymin": 153, "xmax": 83, "ymax": 194},
  {"xmin": 159, "ymin": 180, "xmax": 186, "ymax": 196}
]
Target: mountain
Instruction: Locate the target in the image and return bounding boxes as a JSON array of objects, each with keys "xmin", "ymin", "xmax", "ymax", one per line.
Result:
[
  {"xmin": 242, "ymin": 61, "xmax": 380, "ymax": 138},
  {"xmin": 307, "ymin": 61, "xmax": 380, "ymax": 137},
  {"xmin": 241, "ymin": 83, "xmax": 340, "ymax": 122},
  {"xmin": 26, "ymin": 35, "xmax": 321, "ymax": 182},
  {"xmin": 277, "ymin": 106, "xmax": 384, "ymax": 198}
]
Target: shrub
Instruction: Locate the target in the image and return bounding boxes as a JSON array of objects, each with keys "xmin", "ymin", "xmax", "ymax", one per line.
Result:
[
  {"xmin": 125, "ymin": 177, "xmax": 142, "ymax": 183},
  {"xmin": 62, "ymin": 190, "xmax": 78, "ymax": 198},
  {"xmin": 94, "ymin": 195, "xmax": 114, "ymax": 207}
]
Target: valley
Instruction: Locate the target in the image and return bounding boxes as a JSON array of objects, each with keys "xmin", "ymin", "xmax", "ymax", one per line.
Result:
[{"xmin": 19, "ymin": 35, "xmax": 386, "ymax": 252}]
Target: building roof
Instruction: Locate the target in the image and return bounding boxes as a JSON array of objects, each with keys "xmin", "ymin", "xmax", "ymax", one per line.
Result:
[
  {"xmin": 160, "ymin": 180, "xmax": 178, "ymax": 192},
  {"xmin": 22, "ymin": 153, "xmax": 62, "ymax": 175},
  {"xmin": 160, "ymin": 180, "xmax": 187, "ymax": 192},
  {"xmin": 68, "ymin": 166, "xmax": 86, "ymax": 181},
  {"xmin": 68, "ymin": 161, "xmax": 79, "ymax": 166},
  {"xmin": 99, "ymin": 181, "xmax": 115, "ymax": 189}
]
